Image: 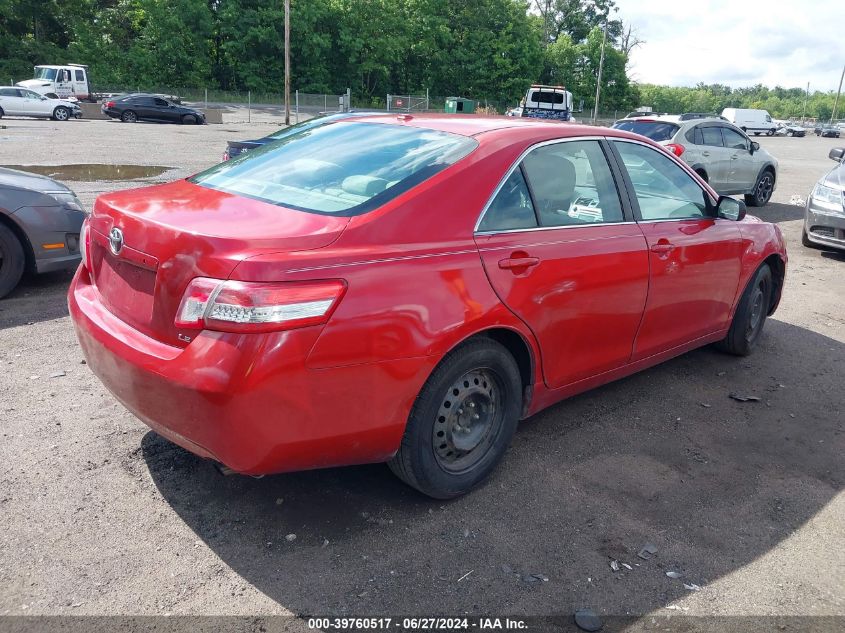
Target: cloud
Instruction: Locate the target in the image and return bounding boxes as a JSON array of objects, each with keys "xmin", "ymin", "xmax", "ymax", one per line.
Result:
[{"xmin": 615, "ymin": 0, "xmax": 845, "ymax": 91}]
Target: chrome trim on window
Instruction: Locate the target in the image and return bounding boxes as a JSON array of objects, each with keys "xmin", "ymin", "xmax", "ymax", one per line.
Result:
[
  {"xmin": 473, "ymin": 135, "xmax": 607, "ymax": 234},
  {"xmin": 475, "ymin": 220, "xmax": 638, "ymax": 236}
]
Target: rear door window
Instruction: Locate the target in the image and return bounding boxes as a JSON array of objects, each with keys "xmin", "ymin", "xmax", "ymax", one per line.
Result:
[
  {"xmin": 700, "ymin": 126, "xmax": 724, "ymax": 147},
  {"xmin": 477, "ymin": 169, "xmax": 538, "ymax": 232},
  {"xmin": 521, "ymin": 141, "xmax": 624, "ymax": 227}
]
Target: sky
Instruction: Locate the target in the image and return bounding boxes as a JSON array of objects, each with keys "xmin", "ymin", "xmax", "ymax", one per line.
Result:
[{"xmin": 614, "ymin": 0, "xmax": 844, "ymax": 92}]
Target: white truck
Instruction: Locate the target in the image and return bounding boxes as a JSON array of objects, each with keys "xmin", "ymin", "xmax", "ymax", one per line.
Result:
[
  {"xmin": 519, "ymin": 85, "xmax": 574, "ymax": 121},
  {"xmin": 721, "ymin": 108, "xmax": 777, "ymax": 136},
  {"xmin": 16, "ymin": 64, "xmax": 94, "ymax": 102}
]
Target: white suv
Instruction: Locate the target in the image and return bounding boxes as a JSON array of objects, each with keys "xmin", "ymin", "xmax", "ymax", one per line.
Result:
[{"xmin": 612, "ymin": 116, "xmax": 779, "ymax": 207}]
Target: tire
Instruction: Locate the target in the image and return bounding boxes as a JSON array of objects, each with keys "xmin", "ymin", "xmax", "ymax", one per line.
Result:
[
  {"xmin": 716, "ymin": 263, "xmax": 773, "ymax": 356},
  {"xmin": 786, "ymin": 130, "xmax": 793, "ymax": 137},
  {"xmin": 0, "ymin": 223, "xmax": 26, "ymax": 299},
  {"xmin": 52, "ymin": 106, "xmax": 70, "ymax": 121},
  {"xmin": 767, "ymin": 128, "xmax": 775, "ymax": 136},
  {"xmin": 388, "ymin": 338, "xmax": 522, "ymax": 499},
  {"xmin": 0, "ymin": 106, "xmax": 4, "ymax": 119},
  {"xmin": 121, "ymin": 110, "xmax": 137, "ymax": 123},
  {"xmin": 181, "ymin": 114, "xmax": 197, "ymax": 125},
  {"xmin": 744, "ymin": 169, "xmax": 774, "ymax": 207}
]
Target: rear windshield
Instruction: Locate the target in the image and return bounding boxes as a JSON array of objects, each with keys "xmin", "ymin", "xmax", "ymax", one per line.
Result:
[
  {"xmin": 612, "ymin": 120, "xmax": 680, "ymax": 142},
  {"xmin": 191, "ymin": 122, "xmax": 478, "ymax": 215},
  {"xmin": 530, "ymin": 91, "xmax": 565, "ymax": 105}
]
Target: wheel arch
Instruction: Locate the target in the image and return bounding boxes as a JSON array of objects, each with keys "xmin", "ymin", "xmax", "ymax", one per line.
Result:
[
  {"xmin": 690, "ymin": 164, "xmax": 709, "ymax": 182},
  {"xmin": 751, "ymin": 162, "xmax": 777, "ymax": 194},
  {"xmin": 443, "ymin": 326, "xmax": 539, "ymax": 418},
  {"xmin": 764, "ymin": 253, "xmax": 786, "ymax": 315},
  {"xmin": 0, "ymin": 212, "xmax": 36, "ymax": 274}
]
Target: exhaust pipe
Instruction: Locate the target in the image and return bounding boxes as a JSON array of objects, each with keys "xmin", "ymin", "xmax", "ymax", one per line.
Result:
[{"xmin": 212, "ymin": 462, "xmax": 263, "ymax": 479}]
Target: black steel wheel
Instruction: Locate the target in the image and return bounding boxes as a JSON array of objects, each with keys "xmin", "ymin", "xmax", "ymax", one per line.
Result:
[
  {"xmin": 389, "ymin": 338, "xmax": 522, "ymax": 499},
  {"xmin": 716, "ymin": 264, "xmax": 773, "ymax": 356},
  {"xmin": 182, "ymin": 114, "xmax": 197, "ymax": 125}
]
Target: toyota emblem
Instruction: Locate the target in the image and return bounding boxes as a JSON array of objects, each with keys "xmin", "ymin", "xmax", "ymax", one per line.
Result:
[{"xmin": 108, "ymin": 227, "xmax": 124, "ymax": 255}]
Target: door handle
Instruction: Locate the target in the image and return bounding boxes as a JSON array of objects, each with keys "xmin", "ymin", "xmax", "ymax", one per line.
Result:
[
  {"xmin": 650, "ymin": 240, "xmax": 676, "ymax": 257},
  {"xmin": 731, "ymin": 154, "xmax": 739, "ymax": 160},
  {"xmin": 701, "ymin": 151, "xmax": 710, "ymax": 157},
  {"xmin": 498, "ymin": 256, "xmax": 540, "ymax": 271}
]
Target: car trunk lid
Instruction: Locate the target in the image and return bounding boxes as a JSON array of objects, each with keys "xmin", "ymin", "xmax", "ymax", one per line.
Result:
[{"xmin": 87, "ymin": 179, "xmax": 349, "ymax": 347}]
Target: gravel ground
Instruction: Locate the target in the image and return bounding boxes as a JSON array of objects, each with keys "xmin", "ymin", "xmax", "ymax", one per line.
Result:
[{"xmin": 0, "ymin": 118, "xmax": 843, "ymax": 627}]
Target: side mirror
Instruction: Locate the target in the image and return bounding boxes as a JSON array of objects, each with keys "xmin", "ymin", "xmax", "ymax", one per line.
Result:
[
  {"xmin": 750, "ymin": 141, "xmax": 760, "ymax": 154},
  {"xmin": 829, "ymin": 147, "xmax": 845, "ymax": 162},
  {"xmin": 716, "ymin": 196, "xmax": 746, "ymax": 221}
]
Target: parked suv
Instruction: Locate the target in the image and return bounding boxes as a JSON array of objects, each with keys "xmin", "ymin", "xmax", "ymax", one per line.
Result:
[{"xmin": 612, "ymin": 117, "xmax": 778, "ymax": 206}]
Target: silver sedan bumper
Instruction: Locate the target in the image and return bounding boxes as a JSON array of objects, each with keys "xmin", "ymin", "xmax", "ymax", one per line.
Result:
[{"xmin": 804, "ymin": 198, "xmax": 845, "ymax": 250}]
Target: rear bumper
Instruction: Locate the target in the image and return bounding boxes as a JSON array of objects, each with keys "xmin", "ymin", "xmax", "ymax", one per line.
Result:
[{"xmin": 69, "ymin": 267, "xmax": 428, "ymax": 475}]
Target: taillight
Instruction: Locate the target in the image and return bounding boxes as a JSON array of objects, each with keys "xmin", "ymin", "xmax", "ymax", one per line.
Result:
[
  {"xmin": 665, "ymin": 143, "xmax": 685, "ymax": 157},
  {"xmin": 79, "ymin": 219, "xmax": 92, "ymax": 271},
  {"xmin": 222, "ymin": 151, "xmax": 230, "ymax": 161},
  {"xmin": 176, "ymin": 278, "xmax": 346, "ymax": 333},
  {"xmin": 104, "ymin": 101, "xmax": 115, "ymax": 108}
]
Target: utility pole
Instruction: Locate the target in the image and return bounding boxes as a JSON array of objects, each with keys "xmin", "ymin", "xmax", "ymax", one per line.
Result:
[
  {"xmin": 592, "ymin": 20, "xmax": 608, "ymax": 124},
  {"xmin": 284, "ymin": 0, "xmax": 290, "ymax": 126},
  {"xmin": 802, "ymin": 82, "xmax": 809, "ymax": 124},
  {"xmin": 832, "ymin": 64, "xmax": 845, "ymax": 123}
]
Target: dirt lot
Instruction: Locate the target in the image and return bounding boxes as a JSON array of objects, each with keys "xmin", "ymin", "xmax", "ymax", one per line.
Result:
[{"xmin": 0, "ymin": 118, "xmax": 843, "ymax": 627}]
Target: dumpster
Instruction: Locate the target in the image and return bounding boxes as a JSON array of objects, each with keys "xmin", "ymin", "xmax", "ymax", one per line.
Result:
[{"xmin": 445, "ymin": 97, "xmax": 476, "ymax": 114}]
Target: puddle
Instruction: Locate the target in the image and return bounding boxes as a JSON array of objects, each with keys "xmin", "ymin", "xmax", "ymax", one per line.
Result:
[{"xmin": 1, "ymin": 164, "xmax": 173, "ymax": 181}]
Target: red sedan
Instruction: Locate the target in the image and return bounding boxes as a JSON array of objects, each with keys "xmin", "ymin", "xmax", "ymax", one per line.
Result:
[{"xmin": 69, "ymin": 115, "xmax": 787, "ymax": 498}]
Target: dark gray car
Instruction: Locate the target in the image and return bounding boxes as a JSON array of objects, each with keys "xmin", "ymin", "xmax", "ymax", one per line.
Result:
[
  {"xmin": 803, "ymin": 147, "xmax": 845, "ymax": 250},
  {"xmin": 0, "ymin": 168, "xmax": 86, "ymax": 298}
]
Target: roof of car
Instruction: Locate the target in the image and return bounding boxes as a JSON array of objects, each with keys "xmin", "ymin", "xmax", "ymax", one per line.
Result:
[{"xmin": 343, "ymin": 113, "xmax": 647, "ymax": 145}]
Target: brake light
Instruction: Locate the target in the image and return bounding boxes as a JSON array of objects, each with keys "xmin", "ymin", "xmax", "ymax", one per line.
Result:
[
  {"xmin": 176, "ymin": 278, "xmax": 346, "ymax": 333},
  {"xmin": 222, "ymin": 151, "xmax": 230, "ymax": 161},
  {"xmin": 104, "ymin": 101, "xmax": 115, "ymax": 108},
  {"xmin": 665, "ymin": 143, "xmax": 685, "ymax": 157},
  {"xmin": 79, "ymin": 219, "xmax": 92, "ymax": 271}
]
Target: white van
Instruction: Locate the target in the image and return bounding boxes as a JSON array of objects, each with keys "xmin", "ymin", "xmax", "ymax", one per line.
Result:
[
  {"xmin": 16, "ymin": 64, "xmax": 93, "ymax": 102},
  {"xmin": 721, "ymin": 108, "xmax": 776, "ymax": 136}
]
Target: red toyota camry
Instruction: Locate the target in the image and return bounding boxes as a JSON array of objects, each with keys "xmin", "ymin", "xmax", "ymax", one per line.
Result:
[{"xmin": 69, "ymin": 115, "xmax": 787, "ymax": 498}]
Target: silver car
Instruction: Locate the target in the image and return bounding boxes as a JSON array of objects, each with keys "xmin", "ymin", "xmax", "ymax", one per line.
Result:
[
  {"xmin": 0, "ymin": 168, "xmax": 86, "ymax": 298},
  {"xmin": 612, "ymin": 117, "xmax": 778, "ymax": 207},
  {"xmin": 803, "ymin": 147, "xmax": 845, "ymax": 250}
]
